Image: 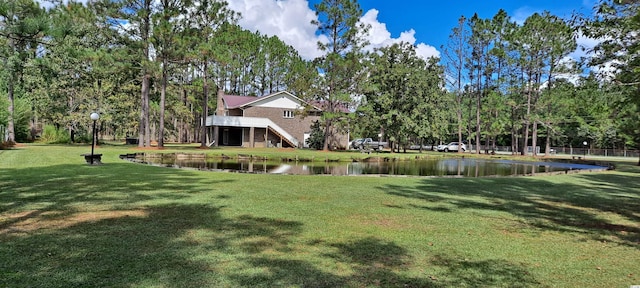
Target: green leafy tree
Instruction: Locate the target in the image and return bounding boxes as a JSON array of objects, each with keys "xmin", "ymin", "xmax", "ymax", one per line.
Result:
[
  {"xmin": 442, "ymin": 15, "xmax": 469, "ymax": 153},
  {"xmin": 305, "ymin": 120, "xmax": 324, "ymax": 150},
  {"xmin": 362, "ymin": 42, "xmax": 445, "ymax": 153},
  {"xmin": 94, "ymin": 0, "xmax": 156, "ymax": 146},
  {"xmin": 466, "ymin": 14, "xmax": 493, "ymax": 154},
  {"xmin": 151, "ymin": 0, "xmax": 190, "ymax": 147},
  {"xmin": 0, "ymin": 0, "xmax": 48, "ymax": 142},
  {"xmin": 184, "ymin": 0, "xmax": 238, "ymax": 148},
  {"xmin": 36, "ymin": 1, "xmax": 125, "ymax": 143},
  {"xmin": 585, "ymin": 0, "xmax": 640, "ymax": 164},
  {"xmin": 525, "ymin": 12, "xmax": 574, "ymax": 155},
  {"xmin": 312, "ymin": 0, "xmax": 369, "ymax": 151}
]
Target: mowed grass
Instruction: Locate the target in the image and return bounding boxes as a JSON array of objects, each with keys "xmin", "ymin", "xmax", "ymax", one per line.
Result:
[{"xmin": 0, "ymin": 144, "xmax": 639, "ymax": 287}]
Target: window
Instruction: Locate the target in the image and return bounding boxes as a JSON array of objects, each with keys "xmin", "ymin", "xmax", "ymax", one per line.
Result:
[{"xmin": 283, "ymin": 110, "xmax": 294, "ymax": 118}]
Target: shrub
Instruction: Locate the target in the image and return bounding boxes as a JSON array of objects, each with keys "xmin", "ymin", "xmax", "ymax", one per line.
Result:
[
  {"xmin": 40, "ymin": 125, "xmax": 71, "ymax": 144},
  {"xmin": 305, "ymin": 120, "xmax": 325, "ymax": 150}
]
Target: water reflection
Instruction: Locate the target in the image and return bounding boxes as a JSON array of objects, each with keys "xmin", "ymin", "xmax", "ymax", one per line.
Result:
[{"xmin": 121, "ymin": 153, "xmax": 607, "ymax": 177}]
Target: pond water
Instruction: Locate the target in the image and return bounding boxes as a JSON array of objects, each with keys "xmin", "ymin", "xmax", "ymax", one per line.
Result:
[{"xmin": 121, "ymin": 153, "xmax": 609, "ymax": 177}]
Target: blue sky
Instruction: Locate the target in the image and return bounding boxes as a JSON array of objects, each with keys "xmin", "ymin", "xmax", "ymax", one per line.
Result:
[
  {"xmin": 227, "ymin": 0, "xmax": 597, "ymax": 61},
  {"xmin": 41, "ymin": 0, "xmax": 597, "ymax": 61},
  {"xmin": 349, "ymin": 0, "xmax": 595, "ymax": 49}
]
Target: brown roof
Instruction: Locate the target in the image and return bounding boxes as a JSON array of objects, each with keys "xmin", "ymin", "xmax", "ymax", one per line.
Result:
[
  {"xmin": 222, "ymin": 91, "xmax": 329, "ymax": 112},
  {"xmin": 223, "ymin": 95, "xmax": 258, "ymax": 109}
]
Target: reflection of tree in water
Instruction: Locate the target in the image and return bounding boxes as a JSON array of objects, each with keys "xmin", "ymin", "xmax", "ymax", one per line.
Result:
[{"xmin": 131, "ymin": 153, "xmax": 598, "ymax": 177}]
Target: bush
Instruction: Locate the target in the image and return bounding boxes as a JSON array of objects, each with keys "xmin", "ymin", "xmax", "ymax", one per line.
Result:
[
  {"xmin": 40, "ymin": 125, "xmax": 70, "ymax": 144},
  {"xmin": 305, "ymin": 120, "xmax": 325, "ymax": 150}
]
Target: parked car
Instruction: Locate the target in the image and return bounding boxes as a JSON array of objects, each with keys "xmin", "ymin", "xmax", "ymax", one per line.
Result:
[
  {"xmin": 349, "ymin": 138, "xmax": 364, "ymax": 150},
  {"xmin": 436, "ymin": 142, "xmax": 467, "ymax": 152},
  {"xmin": 358, "ymin": 138, "xmax": 388, "ymax": 151}
]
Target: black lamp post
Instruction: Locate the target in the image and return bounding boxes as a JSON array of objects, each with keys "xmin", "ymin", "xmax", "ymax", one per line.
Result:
[
  {"xmin": 90, "ymin": 112, "xmax": 100, "ymax": 164},
  {"xmin": 583, "ymin": 141, "xmax": 588, "ymax": 159}
]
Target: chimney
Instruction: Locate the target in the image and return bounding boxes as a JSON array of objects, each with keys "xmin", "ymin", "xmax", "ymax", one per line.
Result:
[{"xmin": 216, "ymin": 90, "xmax": 225, "ymax": 116}]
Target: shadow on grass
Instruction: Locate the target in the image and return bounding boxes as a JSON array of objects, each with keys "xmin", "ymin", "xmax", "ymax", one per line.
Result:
[
  {"xmin": 381, "ymin": 169, "xmax": 640, "ymax": 248},
  {"xmin": 231, "ymin": 237, "xmax": 540, "ymax": 288},
  {"xmin": 0, "ymin": 161, "xmax": 547, "ymax": 287},
  {"xmin": 0, "ymin": 162, "xmax": 231, "ymax": 213},
  {"xmin": 428, "ymin": 254, "xmax": 540, "ymax": 287},
  {"xmin": 0, "ymin": 204, "xmax": 304, "ymax": 287}
]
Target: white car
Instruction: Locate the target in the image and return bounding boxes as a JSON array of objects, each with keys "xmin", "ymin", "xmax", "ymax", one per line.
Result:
[{"xmin": 437, "ymin": 142, "xmax": 467, "ymax": 152}]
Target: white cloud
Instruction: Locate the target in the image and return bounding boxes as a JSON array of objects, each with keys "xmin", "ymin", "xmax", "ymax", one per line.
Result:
[
  {"xmin": 40, "ymin": 0, "xmax": 440, "ymax": 61},
  {"xmin": 37, "ymin": 0, "xmax": 91, "ymax": 9},
  {"xmin": 570, "ymin": 32, "xmax": 601, "ymax": 61},
  {"xmin": 227, "ymin": 0, "xmax": 326, "ymax": 60},
  {"xmin": 358, "ymin": 9, "xmax": 440, "ymax": 60},
  {"xmin": 228, "ymin": 2, "xmax": 440, "ymax": 61},
  {"xmin": 512, "ymin": 6, "xmax": 536, "ymax": 25}
]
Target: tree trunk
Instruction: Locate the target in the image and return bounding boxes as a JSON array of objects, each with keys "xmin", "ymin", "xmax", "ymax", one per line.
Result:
[
  {"xmin": 139, "ymin": 73, "xmax": 150, "ymax": 147},
  {"xmin": 322, "ymin": 90, "xmax": 333, "ymax": 151},
  {"xmin": 532, "ymin": 121, "xmax": 538, "ymax": 156},
  {"xmin": 138, "ymin": 0, "xmax": 151, "ymax": 148},
  {"xmin": 180, "ymin": 87, "xmax": 188, "ymax": 143},
  {"xmin": 158, "ymin": 59, "xmax": 167, "ymax": 148},
  {"xmin": 522, "ymin": 84, "xmax": 532, "ymax": 156},
  {"xmin": 511, "ymin": 128, "xmax": 520, "ymax": 155},
  {"xmin": 7, "ymin": 80, "xmax": 15, "ymax": 143},
  {"xmin": 457, "ymin": 92, "xmax": 463, "ymax": 154},
  {"xmin": 200, "ymin": 61, "xmax": 209, "ymax": 148},
  {"xmin": 475, "ymin": 90, "xmax": 481, "ymax": 155},
  {"xmin": 322, "ymin": 118, "xmax": 332, "ymax": 151},
  {"xmin": 545, "ymin": 129, "xmax": 551, "ymax": 157},
  {"xmin": 144, "ymin": 77, "xmax": 151, "ymax": 147},
  {"xmin": 522, "ymin": 122, "xmax": 530, "ymax": 156}
]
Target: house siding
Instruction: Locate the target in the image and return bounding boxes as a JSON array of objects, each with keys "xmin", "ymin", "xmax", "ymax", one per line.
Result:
[
  {"xmin": 211, "ymin": 90, "xmax": 350, "ymax": 149},
  {"xmin": 243, "ymin": 106, "xmax": 320, "ymax": 145},
  {"xmin": 228, "ymin": 108, "xmax": 243, "ymax": 116}
]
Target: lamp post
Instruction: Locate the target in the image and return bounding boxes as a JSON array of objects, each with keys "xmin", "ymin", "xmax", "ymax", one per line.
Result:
[
  {"xmin": 90, "ymin": 112, "xmax": 100, "ymax": 164},
  {"xmin": 583, "ymin": 141, "xmax": 588, "ymax": 159}
]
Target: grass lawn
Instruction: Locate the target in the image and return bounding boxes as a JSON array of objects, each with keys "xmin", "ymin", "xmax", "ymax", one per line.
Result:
[{"xmin": 1, "ymin": 144, "xmax": 639, "ymax": 287}]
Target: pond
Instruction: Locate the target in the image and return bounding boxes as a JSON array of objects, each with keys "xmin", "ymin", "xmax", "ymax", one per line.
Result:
[{"xmin": 120, "ymin": 153, "xmax": 609, "ymax": 177}]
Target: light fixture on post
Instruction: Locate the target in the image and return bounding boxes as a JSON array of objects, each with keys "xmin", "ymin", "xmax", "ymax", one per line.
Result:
[
  {"xmin": 90, "ymin": 112, "xmax": 100, "ymax": 164},
  {"xmin": 583, "ymin": 141, "xmax": 588, "ymax": 159}
]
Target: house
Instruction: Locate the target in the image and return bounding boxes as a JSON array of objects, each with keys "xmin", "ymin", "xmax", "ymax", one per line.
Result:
[{"xmin": 205, "ymin": 90, "xmax": 349, "ymax": 149}]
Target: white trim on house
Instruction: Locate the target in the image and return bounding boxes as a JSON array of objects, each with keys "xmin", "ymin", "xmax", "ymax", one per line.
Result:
[
  {"xmin": 240, "ymin": 91, "xmax": 321, "ymax": 111},
  {"xmin": 206, "ymin": 115, "xmax": 299, "ymax": 147}
]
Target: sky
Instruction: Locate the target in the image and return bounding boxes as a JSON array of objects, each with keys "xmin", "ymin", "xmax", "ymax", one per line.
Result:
[
  {"xmin": 226, "ymin": 0, "xmax": 599, "ymax": 61},
  {"xmin": 37, "ymin": 0, "xmax": 599, "ymax": 62}
]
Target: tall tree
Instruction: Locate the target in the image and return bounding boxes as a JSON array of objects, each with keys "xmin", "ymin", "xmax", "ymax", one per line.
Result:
[
  {"xmin": 39, "ymin": 0, "xmax": 117, "ymax": 142},
  {"xmin": 362, "ymin": 42, "xmax": 444, "ymax": 152},
  {"xmin": 0, "ymin": 0, "xmax": 48, "ymax": 142},
  {"xmin": 512, "ymin": 13, "xmax": 548, "ymax": 155},
  {"xmin": 151, "ymin": 0, "xmax": 189, "ymax": 147},
  {"xmin": 185, "ymin": 0, "xmax": 237, "ymax": 148},
  {"xmin": 585, "ymin": 0, "xmax": 640, "ymax": 164},
  {"xmin": 312, "ymin": 0, "xmax": 369, "ymax": 151},
  {"xmin": 539, "ymin": 17, "xmax": 577, "ymax": 156},
  {"xmin": 96, "ymin": 0, "xmax": 155, "ymax": 146},
  {"xmin": 441, "ymin": 15, "xmax": 469, "ymax": 153},
  {"xmin": 467, "ymin": 14, "xmax": 493, "ymax": 154}
]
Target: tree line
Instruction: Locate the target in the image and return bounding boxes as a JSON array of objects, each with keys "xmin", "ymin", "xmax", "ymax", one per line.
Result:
[
  {"xmin": 1, "ymin": 0, "xmax": 639, "ymax": 163},
  {"xmin": 435, "ymin": 7, "xmax": 638, "ymax": 158}
]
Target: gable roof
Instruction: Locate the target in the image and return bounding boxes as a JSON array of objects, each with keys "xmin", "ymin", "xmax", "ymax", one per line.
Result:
[
  {"xmin": 223, "ymin": 95, "xmax": 256, "ymax": 109},
  {"xmin": 222, "ymin": 91, "xmax": 322, "ymax": 111}
]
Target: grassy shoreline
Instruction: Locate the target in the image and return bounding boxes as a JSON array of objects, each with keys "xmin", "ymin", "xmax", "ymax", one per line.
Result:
[{"xmin": 1, "ymin": 144, "xmax": 639, "ymax": 287}]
